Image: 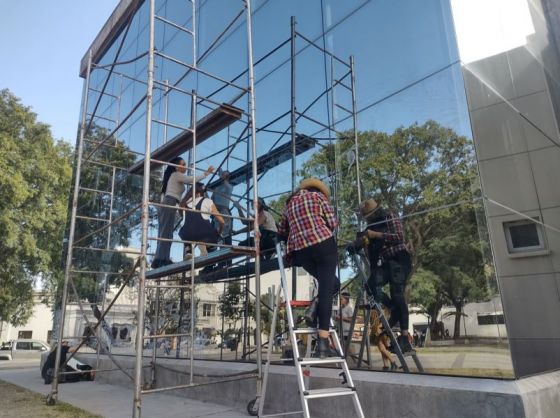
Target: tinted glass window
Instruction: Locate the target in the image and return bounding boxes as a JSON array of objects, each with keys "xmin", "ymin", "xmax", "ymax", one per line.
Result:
[{"xmin": 16, "ymin": 342, "xmax": 31, "ymax": 350}]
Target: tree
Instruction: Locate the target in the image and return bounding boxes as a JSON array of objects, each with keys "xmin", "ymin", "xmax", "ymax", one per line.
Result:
[
  {"xmin": 218, "ymin": 282, "xmax": 243, "ymax": 330},
  {"xmin": 300, "ymin": 121, "xmax": 491, "ymax": 338},
  {"xmin": 0, "ymin": 89, "xmax": 73, "ymax": 326}
]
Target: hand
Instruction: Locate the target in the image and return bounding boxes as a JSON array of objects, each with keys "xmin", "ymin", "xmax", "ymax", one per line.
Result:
[{"xmin": 205, "ymin": 166, "xmax": 215, "ymax": 176}]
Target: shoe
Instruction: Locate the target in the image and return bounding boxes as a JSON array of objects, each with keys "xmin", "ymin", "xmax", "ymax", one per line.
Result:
[
  {"xmin": 151, "ymin": 259, "xmax": 163, "ymax": 269},
  {"xmin": 303, "ymin": 298, "xmax": 319, "ymax": 327},
  {"xmin": 390, "ymin": 361, "xmax": 398, "ymax": 371},
  {"xmin": 315, "ymin": 337, "xmax": 333, "ymax": 359},
  {"xmin": 161, "ymin": 259, "xmax": 173, "ymax": 267},
  {"xmin": 397, "ymin": 335, "xmax": 414, "ymax": 353},
  {"xmin": 382, "ymin": 366, "xmax": 389, "ymax": 371}
]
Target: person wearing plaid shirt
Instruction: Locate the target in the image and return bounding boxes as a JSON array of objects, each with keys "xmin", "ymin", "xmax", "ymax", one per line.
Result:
[
  {"xmin": 357, "ymin": 198, "xmax": 414, "ymax": 353},
  {"xmin": 278, "ymin": 178, "xmax": 339, "ymax": 358}
]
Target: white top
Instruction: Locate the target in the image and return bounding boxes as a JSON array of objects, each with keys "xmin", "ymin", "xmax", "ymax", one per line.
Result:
[
  {"xmin": 165, "ymin": 172, "xmax": 205, "ymax": 201},
  {"xmin": 260, "ymin": 210, "xmax": 277, "ymax": 232},
  {"xmin": 341, "ymin": 304, "xmax": 353, "ymax": 336},
  {"xmin": 186, "ymin": 196, "xmax": 214, "ymax": 220}
]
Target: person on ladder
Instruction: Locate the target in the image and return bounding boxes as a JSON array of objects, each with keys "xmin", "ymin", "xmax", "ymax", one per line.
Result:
[
  {"xmin": 278, "ymin": 178, "xmax": 339, "ymax": 358},
  {"xmin": 355, "ymin": 198, "xmax": 414, "ymax": 353}
]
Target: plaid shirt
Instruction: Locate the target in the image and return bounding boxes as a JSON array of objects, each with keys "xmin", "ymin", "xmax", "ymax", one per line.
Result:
[
  {"xmin": 278, "ymin": 189, "xmax": 338, "ymax": 254},
  {"xmin": 368, "ymin": 212, "xmax": 409, "ymax": 261}
]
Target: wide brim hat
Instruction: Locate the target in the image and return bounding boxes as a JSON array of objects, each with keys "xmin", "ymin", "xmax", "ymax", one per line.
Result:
[
  {"xmin": 299, "ymin": 178, "xmax": 330, "ymax": 198},
  {"xmin": 360, "ymin": 198, "xmax": 379, "ymax": 219}
]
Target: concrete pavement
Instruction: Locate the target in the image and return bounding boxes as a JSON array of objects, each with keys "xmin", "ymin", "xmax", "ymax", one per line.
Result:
[{"xmin": 0, "ymin": 367, "xmax": 249, "ymax": 418}]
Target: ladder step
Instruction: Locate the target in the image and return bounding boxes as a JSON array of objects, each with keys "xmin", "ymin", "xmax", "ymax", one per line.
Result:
[
  {"xmin": 303, "ymin": 387, "xmax": 356, "ymax": 399},
  {"xmin": 298, "ymin": 357, "xmax": 345, "ymax": 366},
  {"xmin": 293, "ymin": 328, "xmax": 335, "ymax": 334}
]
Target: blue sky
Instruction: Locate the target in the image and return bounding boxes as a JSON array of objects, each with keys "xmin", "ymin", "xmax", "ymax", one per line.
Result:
[{"xmin": 0, "ymin": 1, "xmax": 119, "ymax": 143}]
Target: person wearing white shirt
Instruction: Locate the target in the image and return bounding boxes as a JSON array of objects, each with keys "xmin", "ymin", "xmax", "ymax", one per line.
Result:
[
  {"xmin": 179, "ymin": 182, "xmax": 224, "ymax": 257},
  {"xmin": 152, "ymin": 157, "xmax": 214, "ymax": 268}
]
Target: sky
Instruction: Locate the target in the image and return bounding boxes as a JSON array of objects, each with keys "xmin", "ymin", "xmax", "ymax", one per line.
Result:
[{"xmin": 0, "ymin": 1, "xmax": 119, "ymax": 144}]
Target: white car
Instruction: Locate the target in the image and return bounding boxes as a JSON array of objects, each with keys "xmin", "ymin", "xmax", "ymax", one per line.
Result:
[{"xmin": 0, "ymin": 339, "xmax": 50, "ymax": 361}]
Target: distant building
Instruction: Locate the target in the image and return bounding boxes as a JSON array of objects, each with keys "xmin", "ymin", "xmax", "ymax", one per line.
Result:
[{"xmin": 0, "ymin": 292, "xmax": 53, "ymax": 344}]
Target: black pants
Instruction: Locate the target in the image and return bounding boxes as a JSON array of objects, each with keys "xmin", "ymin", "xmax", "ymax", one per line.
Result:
[
  {"xmin": 367, "ymin": 251, "xmax": 412, "ymax": 330},
  {"xmin": 239, "ymin": 229, "xmax": 277, "ymax": 259},
  {"xmin": 293, "ymin": 238, "xmax": 339, "ymax": 331}
]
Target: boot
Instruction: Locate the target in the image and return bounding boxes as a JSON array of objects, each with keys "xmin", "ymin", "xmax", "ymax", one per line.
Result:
[
  {"xmin": 390, "ymin": 361, "xmax": 398, "ymax": 371},
  {"xmin": 304, "ymin": 298, "xmax": 319, "ymax": 328}
]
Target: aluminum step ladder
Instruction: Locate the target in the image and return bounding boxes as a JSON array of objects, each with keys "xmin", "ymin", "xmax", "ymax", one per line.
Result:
[
  {"xmin": 346, "ymin": 250, "xmax": 424, "ymax": 373},
  {"xmin": 251, "ymin": 241, "xmax": 364, "ymax": 418}
]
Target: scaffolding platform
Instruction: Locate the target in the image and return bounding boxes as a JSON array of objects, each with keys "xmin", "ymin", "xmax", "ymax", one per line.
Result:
[
  {"xmin": 146, "ymin": 246, "xmax": 254, "ymax": 280},
  {"xmin": 129, "ymin": 103, "xmax": 243, "ymax": 175},
  {"xmin": 198, "ymin": 257, "xmax": 280, "ymax": 283},
  {"xmin": 207, "ymin": 134, "xmax": 316, "ymax": 188}
]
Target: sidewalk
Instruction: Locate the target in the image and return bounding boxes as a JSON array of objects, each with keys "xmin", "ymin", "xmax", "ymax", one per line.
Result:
[{"xmin": 0, "ymin": 367, "xmax": 248, "ymax": 418}]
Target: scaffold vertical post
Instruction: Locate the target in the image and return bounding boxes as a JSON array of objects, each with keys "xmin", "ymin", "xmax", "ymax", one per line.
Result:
[
  {"xmin": 48, "ymin": 49, "xmax": 92, "ymax": 406},
  {"xmin": 133, "ymin": 0, "xmax": 156, "ymax": 415},
  {"xmin": 290, "ymin": 15, "xmax": 298, "ymax": 300},
  {"xmin": 189, "ymin": 90, "xmax": 197, "ymax": 385},
  {"xmin": 350, "ymin": 55, "xmax": 362, "ymax": 205},
  {"xmin": 244, "ymin": 0, "xmax": 262, "ymax": 390}
]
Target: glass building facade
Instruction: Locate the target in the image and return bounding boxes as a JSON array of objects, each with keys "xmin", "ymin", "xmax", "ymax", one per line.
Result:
[{"xmin": 70, "ymin": 0, "xmax": 560, "ymax": 380}]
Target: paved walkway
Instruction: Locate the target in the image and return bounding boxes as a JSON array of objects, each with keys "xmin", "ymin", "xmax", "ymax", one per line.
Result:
[{"xmin": 0, "ymin": 367, "xmax": 248, "ymax": 418}]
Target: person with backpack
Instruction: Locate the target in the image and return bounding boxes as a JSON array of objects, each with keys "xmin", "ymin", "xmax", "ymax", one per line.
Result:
[
  {"xmin": 179, "ymin": 182, "xmax": 224, "ymax": 258},
  {"xmin": 151, "ymin": 157, "xmax": 214, "ymax": 268}
]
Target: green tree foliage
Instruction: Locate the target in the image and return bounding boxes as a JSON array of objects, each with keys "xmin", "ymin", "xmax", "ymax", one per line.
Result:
[
  {"xmin": 46, "ymin": 124, "xmax": 161, "ymax": 306},
  {"xmin": 218, "ymin": 282, "xmax": 243, "ymax": 330},
  {"xmin": 300, "ymin": 121, "xmax": 491, "ymax": 338},
  {"xmin": 0, "ymin": 89, "xmax": 73, "ymax": 326}
]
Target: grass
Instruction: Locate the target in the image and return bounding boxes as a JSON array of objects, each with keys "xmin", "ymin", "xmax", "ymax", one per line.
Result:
[{"xmin": 0, "ymin": 380, "xmax": 102, "ymax": 418}]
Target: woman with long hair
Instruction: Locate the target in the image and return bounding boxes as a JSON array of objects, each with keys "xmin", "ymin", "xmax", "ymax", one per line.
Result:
[
  {"xmin": 179, "ymin": 182, "xmax": 224, "ymax": 257},
  {"xmin": 152, "ymin": 157, "xmax": 214, "ymax": 268}
]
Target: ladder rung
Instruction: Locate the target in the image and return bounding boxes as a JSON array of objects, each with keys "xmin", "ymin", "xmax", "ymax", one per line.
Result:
[
  {"xmin": 298, "ymin": 357, "xmax": 345, "ymax": 366},
  {"xmin": 293, "ymin": 328, "xmax": 335, "ymax": 334},
  {"xmin": 303, "ymin": 387, "xmax": 356, "ymax": 399}
]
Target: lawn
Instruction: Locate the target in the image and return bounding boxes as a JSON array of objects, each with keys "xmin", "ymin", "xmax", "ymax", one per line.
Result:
[{"xmin": 0, "ymin": 380, "xmax": 102, "ymax": 418}]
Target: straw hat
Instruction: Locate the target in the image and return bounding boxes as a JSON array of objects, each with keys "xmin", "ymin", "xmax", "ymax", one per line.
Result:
[
  {"xmin": 360, "ymin": 198, "xmax": 379, "ymax": 219},
  {"xmin": 299, "ymin": 178, "xmax": 330, "ymax": 198}
]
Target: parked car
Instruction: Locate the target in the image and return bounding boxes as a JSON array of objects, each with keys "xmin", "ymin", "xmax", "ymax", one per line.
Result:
[{"xmin": 0, "ymin": 339, "xmax": 50, "ymax": 361}]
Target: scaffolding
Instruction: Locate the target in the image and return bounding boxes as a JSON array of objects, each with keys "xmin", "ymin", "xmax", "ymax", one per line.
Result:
[{"xmin": 48, "ymin": 1, "xmax": 363, "ymax": 416}]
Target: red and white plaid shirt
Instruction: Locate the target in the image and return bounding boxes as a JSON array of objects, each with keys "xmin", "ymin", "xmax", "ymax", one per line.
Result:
[
  {"xmin": 278, "ymin": 189, "xmax": 338, "ymax": 254},
  {"xmin": 368, "ymin": 212, "xmax": 409, "ymax": 261}
]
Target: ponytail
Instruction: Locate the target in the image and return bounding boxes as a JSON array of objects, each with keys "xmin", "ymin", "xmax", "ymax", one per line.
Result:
[{"xmin": 161, "ymin": 157, "xmax": 184, "ymax": 195}]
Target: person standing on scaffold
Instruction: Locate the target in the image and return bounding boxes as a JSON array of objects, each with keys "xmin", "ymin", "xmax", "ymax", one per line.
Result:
[
  {"xmin": 278, "ymin": 178, "xmax": 339, "ymax": 358},
  {"xmin": 151, "ymin": 157, "xmax": 214, "ymax": 269}
]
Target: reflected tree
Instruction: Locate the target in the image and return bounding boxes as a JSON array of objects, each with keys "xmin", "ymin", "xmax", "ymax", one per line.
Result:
[{"xmin": 300, "ymin": 121, "xmax": 491, "ymax": 338}]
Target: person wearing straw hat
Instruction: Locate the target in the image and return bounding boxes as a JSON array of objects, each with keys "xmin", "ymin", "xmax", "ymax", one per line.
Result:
[
  {"xmin": 355, "ymin": 198, "xmax": 414, "ymax": 353},
  {"xmin": 278, "ymin": 178, "xmax": 339, "ymax": 358}
]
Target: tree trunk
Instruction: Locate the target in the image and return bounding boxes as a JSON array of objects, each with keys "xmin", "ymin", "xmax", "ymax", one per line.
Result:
[
  {"xmin": 429, "ymin": 301, "xmax": 442, "ymax": 339},
  {"xmin": 453, "ymin": 304, "xmax": 462, "ymax": 339}
]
